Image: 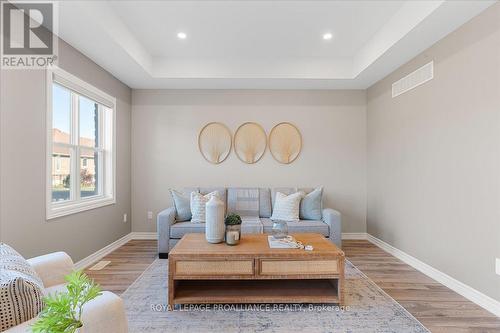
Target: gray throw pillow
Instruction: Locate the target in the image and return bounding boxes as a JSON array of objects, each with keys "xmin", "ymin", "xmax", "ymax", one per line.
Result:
[
  {"xmin": 299, "ymin": 187, "xmax": 323, "ymax": 220},
  {"xmin": 170, "ymin": 189, "xmax": 192, "ymax": 221}
]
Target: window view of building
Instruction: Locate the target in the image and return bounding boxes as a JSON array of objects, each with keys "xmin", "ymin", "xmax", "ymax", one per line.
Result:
[{"xmin": 51, "ymin": 129, "xmax": 97, "ymax": 201}]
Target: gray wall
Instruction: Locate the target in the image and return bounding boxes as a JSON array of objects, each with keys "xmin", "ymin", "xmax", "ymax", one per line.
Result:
[
  {"xmin": 131, "ymin": 90, "xmax": 367, "ymax": 233},
  {"xmin": 0, "ymin": 39, "xmax": 132, "ymax": 262},
  {"xmin": 367, "ymin": 3, "xmax": 500, "ymax": 301}
]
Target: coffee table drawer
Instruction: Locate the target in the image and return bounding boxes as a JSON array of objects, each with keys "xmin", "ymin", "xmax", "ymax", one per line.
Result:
[
  {"xmin": 175, "ymin": 260, "xmax": 254, "ymax": 276},
  {"xmin": 259, "ymin": 259, "xmax": 338, "ymax": 276}
]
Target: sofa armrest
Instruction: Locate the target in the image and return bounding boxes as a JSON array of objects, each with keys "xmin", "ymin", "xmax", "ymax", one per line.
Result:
[
  {"xmin": 27, "ymin": 252, "xmax": 73, "ymax": 288},
  {"xmin": 322, "ymin": 208, "xmax": 342, "ymax": 248},
  {"xmin": 81, "ymin": 291, "xmax": 128, "ymax": 333},
  {"xmin": 157, "ymin": 207, "xmax": 176, "ymax": 256}
]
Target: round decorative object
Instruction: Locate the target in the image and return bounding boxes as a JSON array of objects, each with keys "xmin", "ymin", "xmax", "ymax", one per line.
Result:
[
  {"xmin": 269, "ymin": 122, "xmax": 302, "ymax": 164},
  {"xmin": 271, "ymin": 220, "xmax": 289, "ymax": 239},
  {"xmin": 198, "ymin": 122, "xmax": 232, "ymax": 164},
  {"xmin": 234, "ymin": 122, "xmax": 267, "ymax": 164},
  {"xmin": 205, "ymin": 196, "xmax": 225, "ymax": 243}
]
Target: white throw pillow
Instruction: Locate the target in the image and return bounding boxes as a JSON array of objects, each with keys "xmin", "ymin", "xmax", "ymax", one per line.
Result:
[
  {"xmin": 190, "ymin": 191, "xmax": 218, "ymax": 223},
  {"xmin": 271, "ymin": 191, "xmax": 304, "ymax": 222}
]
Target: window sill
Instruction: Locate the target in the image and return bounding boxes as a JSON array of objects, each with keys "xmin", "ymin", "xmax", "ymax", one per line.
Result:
[{"xmin": 47, "ymin": 196, "xmax": 115, "ymax": 220}]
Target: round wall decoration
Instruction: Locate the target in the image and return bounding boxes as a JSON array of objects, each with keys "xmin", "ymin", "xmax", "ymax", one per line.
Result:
[
  {"xmin": 269, "ymin": 122, "xmax": 302, "ymax": 164},
  {"xmin": 198, "ymin": 122, "xmax": 232, "ymax": 164},
  {"xmin": 234, "ymin": 122, "xmax": 267, "ymax": 164}
]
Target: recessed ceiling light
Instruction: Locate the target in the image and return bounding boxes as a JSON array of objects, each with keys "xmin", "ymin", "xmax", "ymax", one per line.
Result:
[
  {"xmin": 177, "ymin": 32, "xmax": 187, "ymax": 40},
  {"xmin": 323, "ymin": 33, "xmax": 333, "ymax": 40}
]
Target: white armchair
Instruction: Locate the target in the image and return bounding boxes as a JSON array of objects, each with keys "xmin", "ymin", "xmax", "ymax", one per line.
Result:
[{"xmin": 5, "ymin": 252, "xmax": 128, "ymax": 333}]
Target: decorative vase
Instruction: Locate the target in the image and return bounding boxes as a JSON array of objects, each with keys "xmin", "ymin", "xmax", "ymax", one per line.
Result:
[
  {"xmin": 205, "ymin": 195, "xmax": 225, "ymax": 243},
  {"xmin": 225, "ymin": 224, "xmax": 241, "ymax": 245},
  {"xmin": 271, "ymin": 220, "xmax": 288, "ymax": 239}
]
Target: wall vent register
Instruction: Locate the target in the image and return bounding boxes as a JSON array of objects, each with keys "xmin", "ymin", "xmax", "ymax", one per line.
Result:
[{"xmin": 392, "ymin": 61, "xmax": 434, "ymax": 98}]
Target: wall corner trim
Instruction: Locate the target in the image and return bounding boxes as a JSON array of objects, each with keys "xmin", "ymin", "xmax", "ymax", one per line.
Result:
[{"xmin": 366, "ymin": 233, "xmax": 500, "ymax": 317}]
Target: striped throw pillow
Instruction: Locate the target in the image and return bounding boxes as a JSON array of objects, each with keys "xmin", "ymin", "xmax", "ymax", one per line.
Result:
[
  {"xmin": 271, "ymin": 191, "xmax": 304, "ymax": 222},
  {"xmin": 0, "ymin": 243, "xmax": 45, "ymax": 331}
]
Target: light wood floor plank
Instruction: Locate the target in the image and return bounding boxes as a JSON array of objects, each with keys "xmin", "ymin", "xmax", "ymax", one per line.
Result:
[{"xmin": 85, "ymin": 239, "xmax": 500, "ymax": 332}]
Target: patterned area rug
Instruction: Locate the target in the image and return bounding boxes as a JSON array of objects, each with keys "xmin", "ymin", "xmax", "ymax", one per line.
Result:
[{"xmin": 122, "ymin": 259, "xmax": 429, "ymax": 333}]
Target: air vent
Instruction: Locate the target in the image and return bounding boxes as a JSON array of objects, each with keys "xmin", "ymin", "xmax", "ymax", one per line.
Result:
[{"xmin": 392, "ymin": 61, "xmax": 433, "ymax": 98}]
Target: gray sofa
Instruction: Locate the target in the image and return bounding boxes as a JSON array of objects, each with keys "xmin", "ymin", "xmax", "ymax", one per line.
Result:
[{"xmin": 157, "ymin": 187, "xmax": 342, "ymax": 258}]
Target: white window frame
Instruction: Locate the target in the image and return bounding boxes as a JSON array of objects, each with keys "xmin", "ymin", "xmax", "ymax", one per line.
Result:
[{"xmin": 46, "ymin": 67, "xmax": 116, "ymax": 220}]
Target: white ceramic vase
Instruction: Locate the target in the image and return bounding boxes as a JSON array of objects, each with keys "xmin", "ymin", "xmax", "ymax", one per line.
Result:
[{"xmin": 205, "ymin": 195, "xmax": 225, "ymax": 243}]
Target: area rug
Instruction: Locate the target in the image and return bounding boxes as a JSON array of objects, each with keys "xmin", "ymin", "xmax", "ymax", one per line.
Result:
[{"xmin": 121, "ymin": 259, "xmax": 429, "ymax": 333}]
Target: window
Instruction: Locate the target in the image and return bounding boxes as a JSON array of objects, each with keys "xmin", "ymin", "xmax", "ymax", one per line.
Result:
[
  {"xmin": 55, "ymin": 155, "xmax": 62, "ymax": 171},
  {"xmin": 47, "ymin": 68, "xmax": 115, "ymax": 219}
]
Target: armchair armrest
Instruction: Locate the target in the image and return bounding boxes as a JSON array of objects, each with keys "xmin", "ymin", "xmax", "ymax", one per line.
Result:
[
  {"xmin": 322, "ymin": 208, "xmax": 342, "ymax": 248},
  {"xmin": 27, "ymin": 252, "xmax": 73, "ymax": 288},
  {"xmin": 157, "ymin": 206, "xmax": 176, "ymax": 257},
  {"xmin": 81, "ymin": 291, "xmax": 128, "ymax": 333}
]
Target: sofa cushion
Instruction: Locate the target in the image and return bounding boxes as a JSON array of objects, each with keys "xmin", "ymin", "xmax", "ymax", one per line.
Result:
[
  {"xmin": 227, "ymin": 188, "xmax": 260, "ymax": 217},
  {"xmin": 190, "ymin": 191, "xmax": 219, "ymax": 223},
  {"xmin": 169, "ymin": 189, "xmax": 192, "ymax": 221},
  {"xmin": 44, "ymin": 283, "xmax": 67, "ymax": 296},
  {"xmin": 299, "ymin": 187, "xmax": 323, "ymax": 220},
  {"xmin": 199, "ymin": 187, "xmax": 227, "ymax": 204},
  {"xmin": 170, "ymin": 217, "xmax": 265, "ymax": 239},
  {"xmin": 271, "ymin": 187, "xmax": 296, "ymax": 209},
  {"xmin": 0, "ymin": 243, "xmax": 45, "ymax": 331},
  {"xmin": 259, "ymin": 188, "xmax": 272, "ymax": 218},
  {"xmin": 261, "ymin": 218, "xmax": 329, "ymax": 237},
  {"xmin": 271, "ymin": 191, "xmax": 303, "ymax": 222},
  {"xmin": 241, "ymin": 216, "xmax": 263, "ymax": 234},
  {"xmin": 170, "ymin": 217, "xmax": 330, "ymax": 239},
  {"xmin": 4, "ymin": 317, "xmax": 37, "ymax": 333},
  {"xmin": 170, "ymin": 221, "xmax": 206, "ymax": 238}
]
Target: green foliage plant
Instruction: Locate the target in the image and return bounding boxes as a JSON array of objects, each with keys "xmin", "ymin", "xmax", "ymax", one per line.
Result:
[
  {"xmin": 225, "ymin": 213, "xmax": 242, "ymax": 226},
  {"xmin": 31, "ymin": 271, "xmax": 102, "ymax": 333}
]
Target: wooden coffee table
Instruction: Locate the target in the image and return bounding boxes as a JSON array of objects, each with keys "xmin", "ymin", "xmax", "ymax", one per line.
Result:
[{"xmin": 168, "ymin": 233, "xmax": 344, "ymax": 308}]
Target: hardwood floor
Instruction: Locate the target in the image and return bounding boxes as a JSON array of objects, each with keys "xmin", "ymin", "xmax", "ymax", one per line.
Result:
[
  {"xmin": 84, "ymin": 240, "xmax": 157, "ymax": 295},
  {"xmin": 85, "ymin": 239, "xmax": 500, "ymax": 332},
  {"xmin": 344, "ymin": 240, "xmax": 500, "ymax": 333}
]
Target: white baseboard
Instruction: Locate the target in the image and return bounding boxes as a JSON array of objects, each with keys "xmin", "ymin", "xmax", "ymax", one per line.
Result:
[
  {"xmin": 74, "ymin": 233, "xmax": 132, "ymax": 270},
  {"xmin": 74, "ymin": 232, "xmax": 156, "ymax": 270},
  {"xmin": 366, "ymin": 233, "xmax": 500, "ymax": 317},
  {"xmin": 342, "ymin": 233, "xmax": 367, "ymax": 240},
  {"xmin": 130, "ymin": 232, "xmax": 157, "ymax": 240}
]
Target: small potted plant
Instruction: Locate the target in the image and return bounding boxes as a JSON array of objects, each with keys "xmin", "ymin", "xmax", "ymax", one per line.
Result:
[
  {"xmin": 225, "ymin": 213, "xmax": 242, "ymax": 245},
  {"xmin": 31, "ymin": 271, "xmax": 102, "ymax": 333}
]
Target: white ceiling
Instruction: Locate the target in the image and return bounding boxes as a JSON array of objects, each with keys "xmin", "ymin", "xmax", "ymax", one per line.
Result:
[
  {"xmin": 54, "ymin": 0, "xmax": 495, "ymax": 89},
  {"xmin": 109, "ymin": 1, "xmax": 404, "ymax": 58}
]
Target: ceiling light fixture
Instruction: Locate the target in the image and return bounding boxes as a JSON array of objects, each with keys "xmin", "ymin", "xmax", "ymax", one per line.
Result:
[
  {"xmin": 323, "ymin": 33, "xmax": 333, "ymax": 40},
  {"xmin": 177, "ymin": 32, "xmax": 187, "ymax": 40}
]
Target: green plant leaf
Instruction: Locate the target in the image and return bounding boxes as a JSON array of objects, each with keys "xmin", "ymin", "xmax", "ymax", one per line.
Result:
[
  {"xmin": 225, "ymin": 213, "xmax": 242, "ymax": 225},
  {"xmin": 31, "ymin": 271, "xmax": 102, "ymax": 333}
]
